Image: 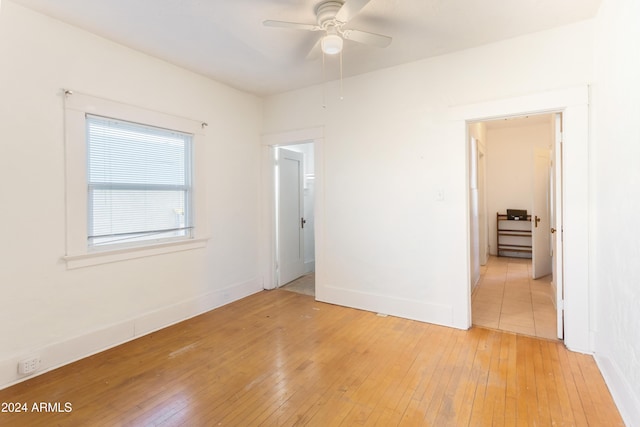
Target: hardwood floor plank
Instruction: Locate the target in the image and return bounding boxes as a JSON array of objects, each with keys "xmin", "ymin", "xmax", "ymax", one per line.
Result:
[
  {"xmin": 453, "ymin": 328, "xmax": 492, "ymax": 425},
  {"xmin": 490, "ymin": 331, "xmax": 511, "ymax": 426},
  {"xmin": 555, "ymin": 343, "xmax": 590, "ymax": 426},
  {"xmin": 360, "ymin": 321, "xmax": 426, "ymax": 424},
  {"xmin": 545, "ymin": 340, "xmax": 576, "ymax": 424},
  {"xmin": 470, "ymin": 330, "xmax": 499, "ymax": 426},
  {"xmin": 514, "ymin": 335, "xmax": 533, "ymax": 426},
  {"xmin": 432, "ymin": 330, "xmax": 477, "ymax": 424},
  {"xmin": 257, "ymin": 300, "xmax": 382, "ymax": 425},
  {"xmin": 539, "ymin": 340, "xmax": 566, "ymax": 425},
  {"xmin": 566, "ymin": 350, "xmax": 601, "ymax": 424},
  {"xmin": 524, "ymin": 335, "xmax": 544, "ymax": 426},
  {"xmin": 372, "ymin": 323, "xmax": 434, "ymax": 425},
  {"xmin": 0, "ymin": 290, "xmax": 623, "ymax": 427},
  {"xmin": 531, "ymin": 338, "xmax": 552, "ymax": 424},
  {"xmin": 502, "ymin": 332, "xmax": 518, "ymax": 425},
  {"xmin": 482, "ymin": 330, "xmax": 504, "ymax": 425},
  {"xmin": 338, "ymin": 317, "xmax": 408, "ymax": 424},
  {"xmin": 575, "ymin": 350, "xmax": 625, "ymax": 426},
  {"xmin": 222, "ymin": 303, "xmax": 355, "ymax": 424},
  {"xmin": 414, "ymin": 328, "xmax": 460, "ymax": 423}
]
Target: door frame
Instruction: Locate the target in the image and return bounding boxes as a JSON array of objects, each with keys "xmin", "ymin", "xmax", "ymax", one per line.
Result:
[
  {"xmin": 260, "ymin": 127, "xmax": 324, "ymax": 291},
  {"xmin": 551, "ymin": 112, "xmax": 564, "ymax": 340},
  {"xmin": 458, "ymin": 86, "xmax": 590, "ymax": 353}
]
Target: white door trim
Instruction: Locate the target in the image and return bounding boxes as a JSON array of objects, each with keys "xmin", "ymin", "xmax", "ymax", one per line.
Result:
[
  {"xmin": 552, "ymin": 112, "xmax": 564, "ymax": 340},
  {"xmin": 260, "ymin": 127, "xmax": 324, "ymax": 291}
]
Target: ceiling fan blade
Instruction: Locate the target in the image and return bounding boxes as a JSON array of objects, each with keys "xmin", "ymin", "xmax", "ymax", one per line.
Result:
[
  {"xmin": 342, "ymin": 29, "xmax": 392, "ymax": 48},
  {"xmin": 336, "ymin": 0, "xmax": 372, "ymax": 22},
  {"xmin": 305, "ymin": 37, "xmax": 322, "ymax": 61},
  {"xmin": 263, "ymin": 20, "xmax": 319, "ymax": 31}
]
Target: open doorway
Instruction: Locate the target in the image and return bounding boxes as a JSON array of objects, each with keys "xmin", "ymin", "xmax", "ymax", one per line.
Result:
[
  {"xmin": 469, "ymin": 113, "xmax": 562, "ymax": 340},
  {"xmin": 274, "ymin": 142, "xmax": 316, "ymax": 296}
]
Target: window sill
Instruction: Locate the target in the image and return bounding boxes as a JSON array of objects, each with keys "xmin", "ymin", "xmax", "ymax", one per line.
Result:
[{"xmin": 63, "ymin": 237, "xmax": 209, "ymax": 269}]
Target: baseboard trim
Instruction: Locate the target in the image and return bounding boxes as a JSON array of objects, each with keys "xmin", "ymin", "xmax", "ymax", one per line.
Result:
[
  {"xmin": 0, "ymin": 277, "xmax": 262, "ymax": 391},
  {"xmin": 594, "ymin": 353, "xmax": 640, "ymax": 426},
  {"xmin": 304, "ymin": 261, "xmax": 315, "ymax": 274},
  {"xmin": 316, "ymin": 284, "xmax": 455, "ymax": 328}
]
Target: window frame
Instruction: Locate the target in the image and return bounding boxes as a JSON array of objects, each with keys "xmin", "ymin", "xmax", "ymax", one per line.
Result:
[
  {"xmin": 63, "ymin": 92, "xmax": 208, "ymax": 269},
  {"xmin": 85, "ymin": 114, "xmax": 194, "ymax": 248}
]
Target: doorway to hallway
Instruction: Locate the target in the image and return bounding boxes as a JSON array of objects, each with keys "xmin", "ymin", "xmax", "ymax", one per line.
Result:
[{"xmin": 468, "ymin": 112, "xmax": 563, "ymax": 339}]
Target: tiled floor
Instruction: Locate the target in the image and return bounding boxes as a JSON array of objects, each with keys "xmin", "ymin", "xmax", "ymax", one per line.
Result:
[
  {"xmin": 281, "ymin": 272, "xmax": 315, "ymax": 296},
  {"xmin": 472, "ymin": 256, "xmax": 558, "ymax": 340}
]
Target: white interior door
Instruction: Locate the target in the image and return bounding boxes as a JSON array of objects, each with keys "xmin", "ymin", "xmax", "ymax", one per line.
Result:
[
  {"xmin": 277, "ymin": 148, "xmax": 305, "ymax": 286},
  {"xmin": 551, "ymin": 113, "xmax": 564, "ymax": 339},
  {"xmin": 532, "ymin": 147, "xmax": 552, "ymax": 279}
]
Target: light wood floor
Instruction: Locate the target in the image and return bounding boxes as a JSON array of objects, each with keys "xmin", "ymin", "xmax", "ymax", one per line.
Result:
[
  {"xmin": 472, "ymin": 256, "xmax": 558, "ymax": 340},
  {"xmin": 0, "ymin": 290, "xmax": 623, "ymax": 426}
]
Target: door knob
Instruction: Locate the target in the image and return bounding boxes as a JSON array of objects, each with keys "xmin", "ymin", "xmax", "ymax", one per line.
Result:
[
  {"xmin": 534, "ymin": 215, "xmax": 541, "ymax": 228},
  {"xmin": 551, "ymin": 228, "xmax": 556, "ymax": 234},
  {"xmin": 301, "ymin": 217, "xmax": 306, "ymax": 229}
]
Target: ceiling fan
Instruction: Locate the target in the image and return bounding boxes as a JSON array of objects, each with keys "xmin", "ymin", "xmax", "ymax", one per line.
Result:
[{"xmin": 263, "ymin": 0, "xmax": 392, "ymax": 56}]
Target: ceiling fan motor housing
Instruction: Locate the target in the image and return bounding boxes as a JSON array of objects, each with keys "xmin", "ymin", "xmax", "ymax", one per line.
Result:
[{"xmin": 315, "ymin": 1, "xmax": 344, "ymax": 27}]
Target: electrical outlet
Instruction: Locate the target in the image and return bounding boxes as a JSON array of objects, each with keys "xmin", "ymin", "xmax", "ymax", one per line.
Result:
[{"xmin": 17, "ymin": 356, "xmax": 41, "ymax": 375}]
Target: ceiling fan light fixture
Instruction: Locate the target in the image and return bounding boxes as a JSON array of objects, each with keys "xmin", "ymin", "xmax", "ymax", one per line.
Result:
[{"xmin": 321, "ymin": 34, "xmax": 343, "ymax": 55}]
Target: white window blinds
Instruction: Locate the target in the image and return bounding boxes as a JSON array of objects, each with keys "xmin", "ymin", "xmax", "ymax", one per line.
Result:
[{"xmin": 86, "ymin": 114, "xmax": 193, "ymax": 247}]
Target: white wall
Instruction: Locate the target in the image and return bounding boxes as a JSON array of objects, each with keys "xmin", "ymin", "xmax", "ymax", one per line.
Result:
[
  {"xmin": 264, "ymin": 21, "xmax": 594, "ymax": 329},
  {"xmin": 0, "ymin": 2, "xmax": 263, "ymax": 389},
  {"xmin": 486, "ymin": 122, "xmax": 552, "ymax": 256},
  {"xmin": 592, "ymin": 0, "xmax": 640, "ymax": 423}
]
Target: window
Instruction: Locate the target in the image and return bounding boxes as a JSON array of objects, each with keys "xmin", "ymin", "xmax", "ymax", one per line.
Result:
[
  {"xmin": 86, "ymin": 115, "xmax": 193, "ymax": 247},
  {"xmin": 63, "ymin": 92, "xmax": 207, "ymax": 268}
]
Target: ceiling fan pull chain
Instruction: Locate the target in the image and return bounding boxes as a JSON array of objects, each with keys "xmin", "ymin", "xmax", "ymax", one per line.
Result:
[
  {"xmin": 340, "ymin": 49, "xmax": 344, "ymax": 100},
  {"xmin": 322, "ymin": 51, "xmax": 327, "ymax": 108}
]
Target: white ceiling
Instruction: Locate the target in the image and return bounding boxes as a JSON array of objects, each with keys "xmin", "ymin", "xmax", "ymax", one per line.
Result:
[{"xmin": 11, "ymin": 0, "xmax": 602, "ymax": 96}]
